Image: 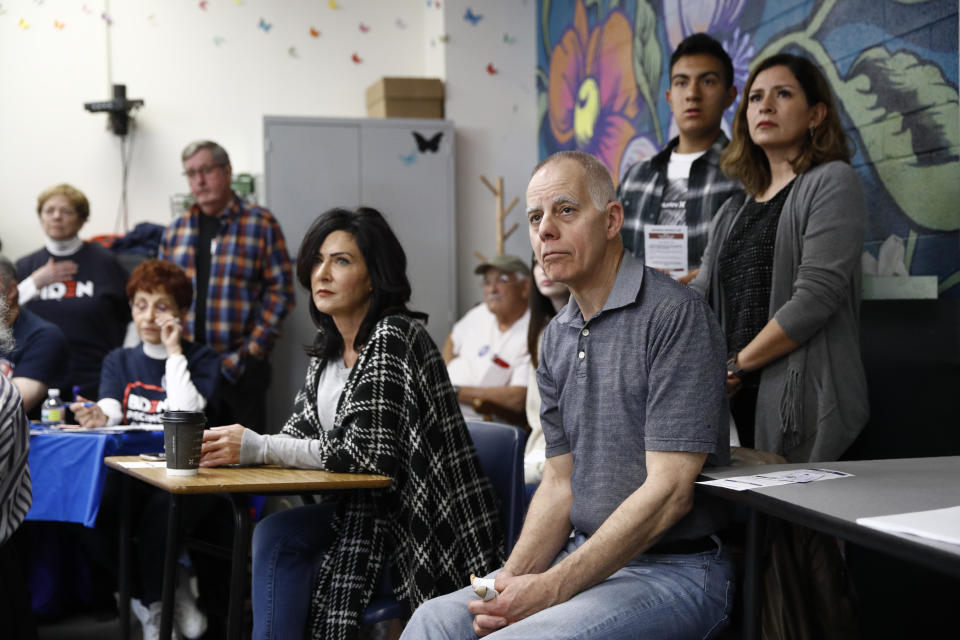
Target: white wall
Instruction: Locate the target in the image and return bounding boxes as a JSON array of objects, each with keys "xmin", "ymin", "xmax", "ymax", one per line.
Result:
[
  {"xmin": 0, "ymin": 0, "xmax": 535, "ymax": 316},
  {"xmin": 442, "ymin": 0, "xmax": 537, "ymax": 311}
]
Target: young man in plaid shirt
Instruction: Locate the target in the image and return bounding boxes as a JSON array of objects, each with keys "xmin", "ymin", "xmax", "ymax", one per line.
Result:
[
  {"xmin": 618, "ymin": 33, "xmax": 742, "ymax": 284},
  {"xmin": 160, "ymin": 140, "xmax": 295, "ymax": 433}
]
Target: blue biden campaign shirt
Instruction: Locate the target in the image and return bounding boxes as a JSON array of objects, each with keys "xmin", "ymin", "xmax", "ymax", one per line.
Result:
[
  {"xmin": 98, "ymin": 341, "xmax": 220, "ymax": 424},
  {"xmin": 17, "ymin": 242, "xmax": 129, "ymax": 399}
]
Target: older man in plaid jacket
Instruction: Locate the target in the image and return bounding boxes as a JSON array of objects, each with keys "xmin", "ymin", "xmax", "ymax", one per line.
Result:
[{"xmin": 160, "ymin": 140, "xmax": 295, "ymax": 433}]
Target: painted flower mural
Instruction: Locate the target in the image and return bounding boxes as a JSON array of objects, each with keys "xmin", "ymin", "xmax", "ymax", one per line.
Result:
[
  {"xmin": 537, "ymin": 0, "xmax": 958, "ymax": 296},
  {"xmin": 547, "ymin": 0, "xmax": 638, "ymax": 182}
]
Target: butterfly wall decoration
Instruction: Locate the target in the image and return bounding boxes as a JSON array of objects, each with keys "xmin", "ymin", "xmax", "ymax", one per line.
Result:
[{"xmin": 413, "ymin": 132, "xmax": 443, "ymax": 153}]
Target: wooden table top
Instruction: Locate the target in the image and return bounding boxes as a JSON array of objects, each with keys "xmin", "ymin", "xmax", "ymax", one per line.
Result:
[{"xmin": 105, "ymin": 456, "xmax": 392, "ymax": 494}]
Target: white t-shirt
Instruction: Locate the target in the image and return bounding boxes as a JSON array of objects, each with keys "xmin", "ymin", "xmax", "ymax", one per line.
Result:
[
  {"xmin": 446, "ymin": 304, "xmax": 531, "ymax": 420},
  {"xmin": 315, "ymin": 358, "xmax": 352, "ymax": 431},
  {"xmin": 659, "ymin": 149, "xmax": 707, "ymax": 226}
]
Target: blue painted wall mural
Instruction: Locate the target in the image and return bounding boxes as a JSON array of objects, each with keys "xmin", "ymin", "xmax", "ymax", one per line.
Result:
[{"xmin": 536, "ymin": 0, "xmax": 959, "ymax": 297}]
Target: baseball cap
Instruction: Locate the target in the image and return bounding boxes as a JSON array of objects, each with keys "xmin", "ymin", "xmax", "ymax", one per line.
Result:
[{"xmin": 473, "ymin": 254, "xmax": 531, "ymax": 277}]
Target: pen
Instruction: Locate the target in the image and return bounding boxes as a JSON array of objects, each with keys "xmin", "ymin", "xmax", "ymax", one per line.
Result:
[{"xmin": 72, "ymin": 385, "xmax": 94, "ymax": 407}]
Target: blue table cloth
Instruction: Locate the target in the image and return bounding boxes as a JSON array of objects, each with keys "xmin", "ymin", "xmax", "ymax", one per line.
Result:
[{"xmin": 26, "ymin": 429, "xmax": 164, "ymax": 527}]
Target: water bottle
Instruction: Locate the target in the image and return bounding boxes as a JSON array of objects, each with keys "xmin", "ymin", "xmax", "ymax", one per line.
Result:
[{"xmin": 41, "ymin": 389, "xmax": 64, "ymax": 426}]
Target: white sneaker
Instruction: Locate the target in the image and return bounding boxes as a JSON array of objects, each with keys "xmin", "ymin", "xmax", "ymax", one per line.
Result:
[
  {"xmin": 131, "ymin": 597, "xmax": 181, "ymax": 640},
  {"xmin": 174, "ymin": 569, "xmax": 208, "ymax": 639}
]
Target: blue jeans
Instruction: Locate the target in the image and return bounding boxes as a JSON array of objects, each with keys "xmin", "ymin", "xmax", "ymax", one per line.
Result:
[
  {"xmin": 402, "ymin": 533, "xmax": 734, "ymax": 640},
  {"xmin": 251, "ymin": 503, "xmax": 336, "ymax": 639}
]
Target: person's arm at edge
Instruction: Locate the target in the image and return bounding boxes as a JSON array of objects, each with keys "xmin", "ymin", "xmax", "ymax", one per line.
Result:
[
  {"xmin": 10, "ymin": 377, "xmax": 47, "ymax": 413},
  {"xmin": 457, "ymin": 385, "xmax": 527, "ymax": 417}
]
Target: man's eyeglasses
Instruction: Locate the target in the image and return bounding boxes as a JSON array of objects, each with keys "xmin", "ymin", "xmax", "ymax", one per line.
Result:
[
  {"xmin": 183, "ymin": 165, "xmax": 223, "ymax": 180},
  {"xmin": 483, "ymin": 273, "xmax": 518, "ymax": 286}
]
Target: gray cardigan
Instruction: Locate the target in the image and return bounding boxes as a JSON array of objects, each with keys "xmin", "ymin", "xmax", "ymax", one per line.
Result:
[{"xmin": 691, "ymin": 161, "xmax": 869, "ymax": 462}]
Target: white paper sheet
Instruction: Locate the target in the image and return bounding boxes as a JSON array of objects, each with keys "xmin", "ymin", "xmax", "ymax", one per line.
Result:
[
  {"xmin": 643, "ymin": 224, "xmax": 688, "ymax": 277},
  {"xmin": 115, "ymin": 461, "xmax": 167, "ymax": 469},
  {"xmin": 857, "ymin": 505, "xmax": 960, "ymax": 546},
  {"xmin": 697, "ymin": 468, "xmax": 853, "ymax": 491}
]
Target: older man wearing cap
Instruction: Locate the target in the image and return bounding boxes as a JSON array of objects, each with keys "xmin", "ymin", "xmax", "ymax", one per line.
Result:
[{"xmin": 442, "ymin": 254, "xmax": 532, "ymax": 424}]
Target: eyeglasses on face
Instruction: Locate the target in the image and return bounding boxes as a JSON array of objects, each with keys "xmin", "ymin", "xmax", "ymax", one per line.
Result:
[
  {"xmin": 483, "ymin": 273, "xmax": 518, "ymax": 286},
  {"xmin": 132, "ymin": 299, "xmax": 172, "ymax": 314},
  {"xmin": 183, "ymin": 164, "xmax": 224, "ymax": 180}
]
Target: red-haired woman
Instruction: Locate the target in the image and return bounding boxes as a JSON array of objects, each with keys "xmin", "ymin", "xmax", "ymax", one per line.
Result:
[
  {"xmin": 69, "ymin": 259, "xmax": 221, "ymax": 640},
  {"xmin": 70, "ymin": 259, "xmax": 219, "ymax": 427}
]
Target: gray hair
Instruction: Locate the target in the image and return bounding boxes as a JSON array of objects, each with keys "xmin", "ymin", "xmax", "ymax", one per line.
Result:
[
  {"xmin": 181, "ymin": 140, "xmax": 231, "ymax": 166},
  {"xmin": 0, "ymin": 256, "xmax": 17, "ymax": 288},
  {"xmin": 532, "ymin": 151, "xmax": 615, "ymax": 211}
]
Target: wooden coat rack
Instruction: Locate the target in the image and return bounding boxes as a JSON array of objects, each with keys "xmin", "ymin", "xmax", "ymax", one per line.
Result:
[{"xmin": 475, "ymin": 175, "xmax": 520, "ymax": 263}]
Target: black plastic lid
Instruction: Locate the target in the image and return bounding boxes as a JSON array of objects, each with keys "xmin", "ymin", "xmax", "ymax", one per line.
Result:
[{"xmin": 161, "ymin": 411, "xmax": 207, "ymax": 425}]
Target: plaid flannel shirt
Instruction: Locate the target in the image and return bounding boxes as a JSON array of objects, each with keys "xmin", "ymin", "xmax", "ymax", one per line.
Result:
[
  {"xmin": 159, "ymin": 194, "xmax": 295, "ymax": 382},
  {"xmin": 617, "ymin": 133, "xmax": 742, "ymax": 270}
]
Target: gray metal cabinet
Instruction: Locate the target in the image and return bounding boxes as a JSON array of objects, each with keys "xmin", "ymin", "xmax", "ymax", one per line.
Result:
[{"xmin": 263, "ymin": 116, "xmax": 457, "ymax": 426}]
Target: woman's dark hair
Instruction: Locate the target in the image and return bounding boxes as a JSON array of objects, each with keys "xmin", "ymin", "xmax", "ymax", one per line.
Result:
[
  {"xmin": 721, "ymin": 53, "xmax": 851, "ymax": 196},
  {"xmin": 526, "ymin": 255, "xmax": 559, "ymax": 369},
  {"xmin": 296, "ymin": 207, "xmax": 427, "ymax": 360}
]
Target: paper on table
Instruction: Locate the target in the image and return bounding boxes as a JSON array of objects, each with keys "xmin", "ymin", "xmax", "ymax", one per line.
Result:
[
  {"xmin": 697, "ymin": 468, "xmax": 853, "ymax": 491},
  {"xmin": 32, "ymin": 423, "xmax": 163, "ymax": 434},
  {"xmin": 94, "ymin": 424, "xmax": 164, "ymax": 432},
  {"xmin": 115, "ymin": 461, "xmax": 167, "ymax": 469},
  {"xmin": 856, "ymin": 505, "xmax": 960, "ymax": 546}
]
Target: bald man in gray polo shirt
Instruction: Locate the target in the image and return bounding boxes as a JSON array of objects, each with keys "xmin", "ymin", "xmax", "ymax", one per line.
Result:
[{"xmin": 403, "ymin": 150, "xmax": 732, "ymax": 639}]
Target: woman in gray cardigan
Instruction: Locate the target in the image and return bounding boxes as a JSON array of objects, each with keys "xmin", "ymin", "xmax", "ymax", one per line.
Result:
[{"xmin": 690, "ymin": 53, "xmax": 868, "ymax": 462}]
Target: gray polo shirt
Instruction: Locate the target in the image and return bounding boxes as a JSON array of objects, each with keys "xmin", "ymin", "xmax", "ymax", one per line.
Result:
[{"xmin": 538, "ymin": 251, "xmax": 729, "ymax": 541}]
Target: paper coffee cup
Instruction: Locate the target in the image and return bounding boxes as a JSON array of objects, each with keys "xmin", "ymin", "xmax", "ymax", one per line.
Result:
[{"xmin": 162, "ymin": 411, "xmax": 206, "ymax": 476}]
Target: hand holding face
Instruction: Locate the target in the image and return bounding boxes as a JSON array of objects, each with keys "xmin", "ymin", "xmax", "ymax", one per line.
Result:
[
  {"xmin": 69, "ymin": 396, "xmax": 107, "ymax": 428},
  {"xmin": 32, "ymin": 257, "xmax": 78, "ymax": 289},
  {"xmin": 200, "ymin": 424, "xmax": 246, "ymax": 467},
  {"xmin": 156, "ymin": 313, "xmax": 183, "ymax": 356}
]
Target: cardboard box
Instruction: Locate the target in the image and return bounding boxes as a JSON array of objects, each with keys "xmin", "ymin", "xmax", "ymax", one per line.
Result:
[{"xmin": 366, "ymin": 77, "xmax": 444, "ymax": 119}]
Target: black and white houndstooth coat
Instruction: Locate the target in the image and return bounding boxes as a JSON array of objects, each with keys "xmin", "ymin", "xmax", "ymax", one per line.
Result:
[{"xmin": 280, "ymin": 313, "xmax": 504, "ymax": 639}]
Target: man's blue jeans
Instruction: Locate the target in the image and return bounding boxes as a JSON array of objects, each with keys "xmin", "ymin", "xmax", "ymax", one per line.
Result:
[
  {"xmin": 402, "ymin": 532, "xmax": 734, "ymax": 639},
  {"xmin": 251, "ymin": 503, "xmax": 336, "ymax": 639}
]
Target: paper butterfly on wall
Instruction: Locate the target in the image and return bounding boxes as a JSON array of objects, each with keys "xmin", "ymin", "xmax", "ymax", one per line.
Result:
[
  {"xmin": 413, "ymin": 132, "xmax": 443, "ymax": 153},
  {"xmin": 258, "ymin": 18, "xmax": 271, "ymax": 32},
  {"xmin": 464, "ymin": 8, "xmax": 482, "ymax": 25}
]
